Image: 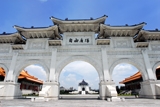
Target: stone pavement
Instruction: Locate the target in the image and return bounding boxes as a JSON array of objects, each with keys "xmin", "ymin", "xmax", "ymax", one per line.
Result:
[{"xmin": 0, "ymin": 97, "xmax": 160, "ymax": 107}]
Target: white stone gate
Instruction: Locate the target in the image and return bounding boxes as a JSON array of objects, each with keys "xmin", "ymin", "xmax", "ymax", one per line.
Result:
[{"xmin": 0, "ymin": 15, "xmax": 160, "ymax": 100}]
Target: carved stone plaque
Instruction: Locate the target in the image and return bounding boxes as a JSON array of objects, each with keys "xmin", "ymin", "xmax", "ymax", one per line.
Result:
[{"xmin": 67, "ymin": 36, "xmax": 91, "ymax": 45}]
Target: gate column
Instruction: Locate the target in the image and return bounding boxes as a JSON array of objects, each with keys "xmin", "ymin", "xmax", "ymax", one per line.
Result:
[
  {"xmin": 101, "ymin": 48, "xmax": 111, "ymax": 81},
  {"xmin": 140, "ymin": 49, "xmax": 160, "ymax": 99},
  {"xmin": 6, "ymin": 52, "xmax": 18, "ymax": 82},
  {"xmin": 39, "ymin": 48, "xmax": 59, "ymax": 100},
  {"xmin": 1, "ymin": 52, "xmax": 22, "ymax": 99},
  {"xmin": 49, "ymin": 48, "xmax": 57, "ymax": 82},
  {"xmin": 142, "ymin": 49, "xmax": 155, "ymax": 80},
  {"xmin": 99, "ymin": 48, "xmax": 117, "ymax": 100}
]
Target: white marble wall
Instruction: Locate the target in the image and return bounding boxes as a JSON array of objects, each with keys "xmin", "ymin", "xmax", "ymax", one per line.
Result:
[{"xmin": 0, "ymin": 32, "xmax": 160, "ymax": 99}]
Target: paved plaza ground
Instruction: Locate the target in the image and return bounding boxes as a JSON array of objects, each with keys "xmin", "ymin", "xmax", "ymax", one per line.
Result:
[{"xmin": 0, "ymin": 96, "xmax": 160, "ymax": 107}]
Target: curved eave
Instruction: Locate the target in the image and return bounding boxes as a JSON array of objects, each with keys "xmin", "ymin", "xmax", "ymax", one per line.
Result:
[
  {"xmin": 120, "ymin": 75, "xmax": 142, "ymax": 84},
  {"xmin": 18, "ymin": 76, "xmax": 43, "ymax": 84},
  {"xmin": 135, "ymin": 30, "xmax": 160, "ymax": 42},
  {"xmin": 14, "ymin": 25, "xmax": 61, "ymax": 39},
  {"xmin": 101, "ymin": 22, "xmax": 146, "ymax": 30},
  {"xmin": 98, "ymin": 23, "xmax": 146, "ymax": 38},
  {"xmin": 142, "ymin": 30, "xmax": 160, "ymax": 34},
  {"xmin": 26, "ymin": 77, "xmax": 43, "ymax": 84},
  {"xmin": 0, "ymin": 33, "xmax": 25, "ymax": 44},
  {"xmin": 0, "ymin": 33, "xmax": 18, "ymax": 37},
  {"xmin": 120, "ymin": 72, "xmax": 142, "ymax": 84},
  {"xmin": 20, "ymin": 70, "xmax": 38, "ymax": 79},
  {"xmin": 19, "ymin": 71, "xmax": 43, "ymax": 84},
  {"xmin": 50, "ymin": 15, "xmax": 107, "ymax": 25},
  {"xmin": 14, "ymin": 25, "xmax": 58, "ymax": 32}
]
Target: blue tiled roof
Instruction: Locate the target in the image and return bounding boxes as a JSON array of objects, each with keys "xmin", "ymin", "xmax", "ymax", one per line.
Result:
[{"xmin": 79, "ymin": 80, "xmax": 88, "ymax": 86}]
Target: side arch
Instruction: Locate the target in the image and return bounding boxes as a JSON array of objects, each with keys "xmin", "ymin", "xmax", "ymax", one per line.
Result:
[
  {"xmin": 109, "ymin": 58, "xmax": 148, "ymax": 80},
  {"xmin": 13, "ymin": 59, "xmax": 49, "ymax": 82},
  {"xmin": 0, "ymin": 63, "xmax": 9, "ymax": 81},
  {"xmin": 55, "ymin": 55, "xmax": 103, "ymax": 82},
  {"xmin": 152, "ymin": 61, "xmax": 160, "ymax": 80}
]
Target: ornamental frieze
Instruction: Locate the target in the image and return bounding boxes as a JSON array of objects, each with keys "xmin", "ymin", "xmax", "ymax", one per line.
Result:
[
  {"xmin": 18, "ymin": 52, "xmax": 52, "ymax": 56},
  {"xmin": 151, "ymin": 44, "xmax": 160, "ymax": 50},
  {"xmin": 107, "ymin": 51, "xmax": 141, "ymax": 55},
  {"xmin": 0, "ymin": 56, "xmax": 12, "ymax": 60},
  {"xmin": 57, "ymin": 48, "xmax": 101, "ymax": 52}
]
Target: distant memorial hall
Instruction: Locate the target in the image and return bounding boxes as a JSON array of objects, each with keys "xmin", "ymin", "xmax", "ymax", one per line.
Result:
[
  {"xmin": 0, "ymin": 15, "xmax": 160, "ymax": 100},
  {"xmin": 69, "ymin": 80, "xmax": 98, "ymax": 94}
]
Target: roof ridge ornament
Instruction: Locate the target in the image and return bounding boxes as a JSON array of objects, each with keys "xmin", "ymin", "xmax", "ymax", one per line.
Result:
[{"xmin": 65, "ymin": 18, "xmax": 68, "ymax": 20}]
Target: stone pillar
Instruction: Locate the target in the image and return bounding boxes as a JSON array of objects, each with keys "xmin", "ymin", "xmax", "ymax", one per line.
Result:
[
  {"xmin": 99, "ymin": 81, "xmax": 107, "ymax": 100},
  {"xmin": 101, "ymin": 47, "xmax": 111, "ymax": 81},
  {"xmin": 0, "ymin": 82, "xmax": 22, "ymax": 99},
  {"xmin": 49, "ymin": 48, "xmax": 57, "ymax": 82},
  {"xmin": 6, "ymin": 52, "xmax": 18, "ymax": 82},
  {"xmin": 100, "ymin": 47, "xmax": 118, "ymax": 100},
  {"xmin": 0, "ymin": 52, "xmax": 22, "ymax": 99},
  {"xmin": 142, "ymin": 49, "xmax": 155, "ymax": 80},
  {"xmin": 39, "ymin": 49, "xmax": 59, "ymax": 100},
  {"xmin": 140, "ymin": 49, "xmax": 158, "ymax": 99},
  {"xmin": 139, "ymin": 80, "xmax": 160, "ymax": 99}
]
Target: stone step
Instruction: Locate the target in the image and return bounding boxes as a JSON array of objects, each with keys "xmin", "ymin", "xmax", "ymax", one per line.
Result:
[
  {"xmin": 31, "ymin": 97, "xmax": 49, "ymax": 102},
  {"xmin": 107, "ymin": 97, "xmax": 125, "ymax": 102},
  {"xmin": 60, "ymin": 95, "xmax": 99, "ymax": 99}
]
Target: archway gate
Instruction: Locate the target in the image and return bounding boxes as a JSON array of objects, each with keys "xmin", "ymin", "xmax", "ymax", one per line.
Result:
[{"xmin": 0, "ymin": 15, "xmax": 160, "ymax": 100}]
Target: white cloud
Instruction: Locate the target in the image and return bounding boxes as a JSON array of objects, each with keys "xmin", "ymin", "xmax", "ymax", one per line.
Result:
[
  {"xmin": 112, "ymin": 64, "xmax": 133, "ymax": 76},
  {"xmin": 60, "ymin": 62, "xmax": 138, "ymax": 89},
  {"xmin": 24, "ymin": 65, "xmax": 47, "ymax": 81},
  {"xmin": 24, "ymin": 63, "xmax": 138, "ymax": 89},
  {"xmin": 62, "ymin": 61, "xmax": 96, "ymax": 76},
  {"xmin": 112, "ymin": 63, "xmax": 138, "ymax": 86},
  {"xmin": 59, "ymin": 61, "xmax": 99, "ymax": 90},
  {"xmin": 66, "ymin": 74, "xmax": 77, "ymax": 81}
]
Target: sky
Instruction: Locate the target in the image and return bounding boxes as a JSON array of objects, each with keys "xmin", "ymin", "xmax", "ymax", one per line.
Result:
[
  {"xmin": 1, "ymin": 0, "xmax": 160, "ymax": 89},
  {"xmin": 24, "ymin": 62, "xmax": 138, "ymax": 90},
  {"xmin": 0, "ymin": 0, "xmax": 160, "ymax": 33},
  {"xmin": 59, "ymin": 61, "xmax": 99, "ymax": 90}
]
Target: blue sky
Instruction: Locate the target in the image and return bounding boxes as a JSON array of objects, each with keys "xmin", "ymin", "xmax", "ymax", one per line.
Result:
[
  {"xmin": 1, "ymin": 0, "xmax": 160, "ymax": 89},
  {"xmin": 0, "ymin": 0, "xmax": 160, "ymax": 33},
  {"xmin": 59, "ymin": 61, "xmax": 99, "ymax": 90}
]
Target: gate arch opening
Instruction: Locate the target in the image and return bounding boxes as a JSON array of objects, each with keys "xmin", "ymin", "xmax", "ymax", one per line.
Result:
[
  {"xmin": 13, "ymin": 60, "xmax": 49, "ymax": 82},
  {"xmin": 109, "ymin": 59, "xmax": 147, "ymax": 81},
  {"xmin": 15, "ymin": 64, "xmax": 47, "ymax": 96},
  {"xmin": 24, "ymin": 64, "xmax": 47, "ymax": 82},
  {"xmin": 0, "ymin": 64, "xmax": 8, "ymax": 82},
  {"xmin": 109, "ymin": 59, "xmax": 147, "ymax": 96},
  {"xmin": 0, "ymin": 67, "xmax": 5, "ymax": 81},
  {"xmin": 56, "ymin": 56, "xmax": 103, "ymax": 82},
  {"xmin": 156, "ymin": 66, "xmax": 160, "ymax": 80},
  {"xmin": 112, "ymin": 63, "xmax": 141, "ymax": 95},
  {"xmin": 59, "ymin": 61, "xmax": 99, "ymax": 95},
  {"xmin": 153, "ymin": 62, "xmax": 160, "ymax": 80},
  {"xmin": 112, "ymin": 63, "xmax": 139, "ymax": 86}
]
